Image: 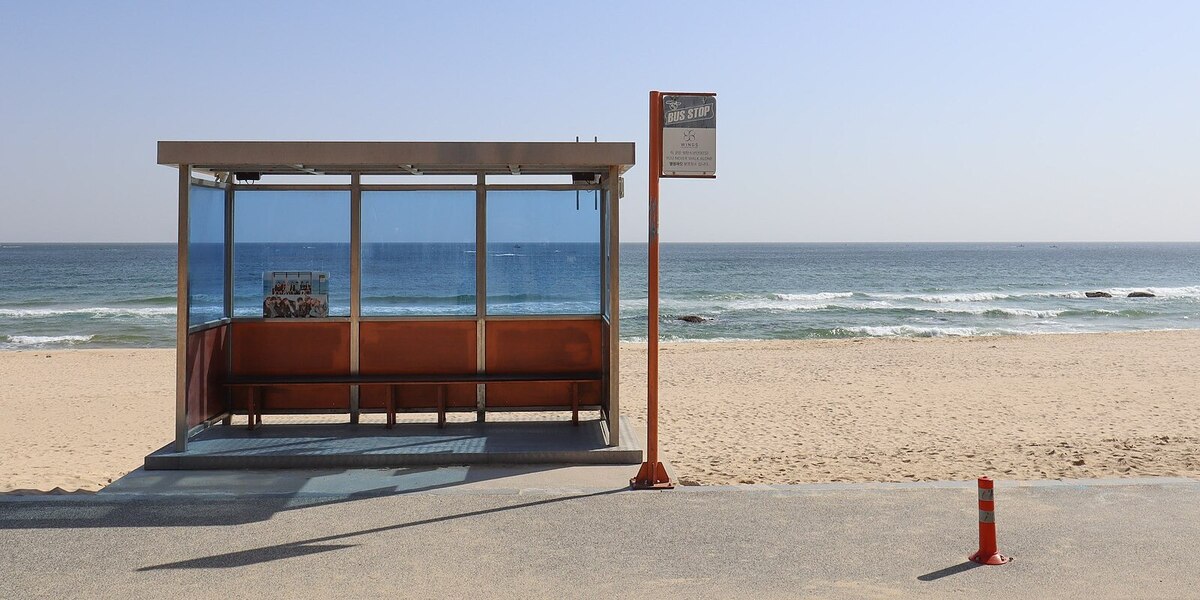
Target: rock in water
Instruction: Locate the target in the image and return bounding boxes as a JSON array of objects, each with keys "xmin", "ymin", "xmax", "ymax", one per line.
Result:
[
  {"xmin": 677, "ymin": 315, "xmax": 708, "ymax": 323},
  {"xmin": 1085, "ymin": 291, "xmax": 1113, "ymax": 298},
  {"xmin": 1127, "ymin": 291, "xmax": 1156, "ymax": 298}
]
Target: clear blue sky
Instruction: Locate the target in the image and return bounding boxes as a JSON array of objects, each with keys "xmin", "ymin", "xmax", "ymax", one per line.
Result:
[{"xmin": 1, "ymin": 1, "xmax": 1198, "ymax": 242}]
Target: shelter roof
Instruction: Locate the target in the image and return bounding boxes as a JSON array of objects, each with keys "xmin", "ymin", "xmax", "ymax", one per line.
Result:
[{"xmin": 157, "ymin": 141, "xmax": 635, "ymax": 176}]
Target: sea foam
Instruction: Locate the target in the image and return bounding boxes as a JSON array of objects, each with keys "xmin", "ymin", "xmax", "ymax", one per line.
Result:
[
  {"xmin": 0, "ymin": 307, "xmax": 176, "ymax": 318},
  {"xmin": 1107, "ymin": 286, "xmax": 1200, "ymax": 299},
  {"xmin": 3, "ymin": 334, "xmax": 95, "ymax": 346},
  {"xmin": 771, "ymin": 292, "xmax": 855, "ymax": 301},
  {"xmin": 840, "ymin": 325, "xmax": 984, "ymax": 337}
]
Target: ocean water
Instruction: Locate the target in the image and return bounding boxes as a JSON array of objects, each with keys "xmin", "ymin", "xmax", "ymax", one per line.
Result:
[{"xmin": 1, "ymin": 243, "xmax": 1198, "ymax": 349}]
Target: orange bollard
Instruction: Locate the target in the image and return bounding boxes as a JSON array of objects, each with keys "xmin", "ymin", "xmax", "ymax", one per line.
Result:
[{"xmin": 969, "ymin": 476, "xmax": 1012, "ymax": 565}]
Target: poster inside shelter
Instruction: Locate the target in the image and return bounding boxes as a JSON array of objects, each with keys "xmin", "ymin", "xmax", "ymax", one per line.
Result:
[{"xmin": 263, "ymin": 271, "xmax": 329, "ymax": 318}]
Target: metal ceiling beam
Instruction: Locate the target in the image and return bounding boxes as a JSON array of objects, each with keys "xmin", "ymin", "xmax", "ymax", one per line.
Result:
[{"xmin": 290, "ymin": 164, "xmax": 321, "ymax": 175}]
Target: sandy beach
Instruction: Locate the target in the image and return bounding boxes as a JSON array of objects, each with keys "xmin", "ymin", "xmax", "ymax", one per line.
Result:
[
  {"xmin": 0, "ymin": 349, "xmax": 173, "ymax": 492},
  {"xmin": 1, "ymin": 330, "xmax": 1198, "ymax": 492},
  {"xmin": 624, "ymin": 330, "xmax": 1200, "ymax": 485}
]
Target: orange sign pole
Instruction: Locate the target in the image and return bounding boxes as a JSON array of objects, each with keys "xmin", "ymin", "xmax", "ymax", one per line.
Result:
[{"xmin": 632, "ymin": 90, "xmax": 674, "ymax": 489}]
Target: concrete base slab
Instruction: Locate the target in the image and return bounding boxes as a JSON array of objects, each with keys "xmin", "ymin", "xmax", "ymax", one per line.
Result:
[{"xmin": 144, "ymin": 417, "xmax": 642, "ymax": 470}]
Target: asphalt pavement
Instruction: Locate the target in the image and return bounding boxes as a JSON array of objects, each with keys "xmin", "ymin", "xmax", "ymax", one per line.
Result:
[{"xmin": 1, "ymin": 470, "xmax": 1197, "ymax": 599}]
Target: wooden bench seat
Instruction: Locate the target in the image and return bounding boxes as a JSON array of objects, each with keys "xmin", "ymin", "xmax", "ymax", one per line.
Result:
[{"xmin": 224, "ymin": 372, "xmax": 602, "ymax": 430}]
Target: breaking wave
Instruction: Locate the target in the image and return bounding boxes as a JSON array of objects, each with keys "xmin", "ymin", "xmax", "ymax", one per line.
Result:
[
  {"xmin": 2, "ymin": 334, "xmax": 95, "ymax": 346},
  {"xmin": 837, "ymin": 325, "xmax": 991, "ymax": 337},
  {"xmin": 872, "ymin": 286, "xmax": 1200, "ymax": 303},
  {"xmin": 0, "ymin": 307, "xmax": 175, "ymax": 318},
  {"xmin": 771, "ymin": 292, "xmax": 855, "ymax": 301}
]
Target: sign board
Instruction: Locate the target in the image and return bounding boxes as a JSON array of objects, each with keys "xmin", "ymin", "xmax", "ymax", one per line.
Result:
[
  {"xmin": 263, "ymin": 271, "xmax": 329, "ymax": 318},
  {"xmin": 661, "ymin": 94, "xmax": 716, "ymax": 178}
]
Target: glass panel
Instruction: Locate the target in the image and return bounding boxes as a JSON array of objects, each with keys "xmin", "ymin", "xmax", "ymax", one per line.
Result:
[
  {"xmin": 233, "ymin": 190, "xmax": 351, "ymax": 317},
  {"xmin": 361, "ymin": 191, "xmax": 476, "ymax": 316},
  {"xmin": 187, "ymin": 185, "xmax": 226, "ymax": 326},
  {"xmin": 486, "ymin": 190, "xmax": 601, "ymax": 314}
]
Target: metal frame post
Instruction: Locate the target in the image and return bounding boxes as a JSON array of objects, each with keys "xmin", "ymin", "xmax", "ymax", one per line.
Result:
[
  {"xmin": 223, "ymin": 183, "xmax": 234, "ymax": 320},
  {"xmin": 606, "ymin": 165, "xmax": 621, "ymax": 446},
  {"xmin": 475, "ymin": 171, "xmax": 487, "ymax": 422},
  {"xmin": 632, "ymin": 91, "xmax": 673, "ymax": 488},
  {"xmin": 350, "ymin": 172, "xmax": 362, "ymax": 423},
  {"xmin": 223, "ymin": 180, "xmax": 235, "ymax": 421},
  {"xmin": 599, "ymin": 176, "xmax": 609, "ymax": 437},
  {"xmin": 174, "ymin": 165, "xmax": 191, "ymax": 452}
]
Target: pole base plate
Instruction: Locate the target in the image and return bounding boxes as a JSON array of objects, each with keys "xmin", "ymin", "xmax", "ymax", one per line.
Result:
[
  {"xmin": 969, "ymin": 551, "xmax": 1013, "ymax": 565},
  {"xmin": 630, "ymin": 461, "xmax": 674, "ymax": 489}
]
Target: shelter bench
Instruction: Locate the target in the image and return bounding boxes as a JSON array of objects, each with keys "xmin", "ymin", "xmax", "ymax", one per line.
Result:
[{"xmin": 224, "ymin": 372, "xmax": 603, "ymax": 430}]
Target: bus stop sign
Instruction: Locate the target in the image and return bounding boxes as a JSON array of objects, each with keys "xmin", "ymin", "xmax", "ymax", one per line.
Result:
[{"xmin": 661, "ymin": 94, "xmax": 716, "ymax": 178}]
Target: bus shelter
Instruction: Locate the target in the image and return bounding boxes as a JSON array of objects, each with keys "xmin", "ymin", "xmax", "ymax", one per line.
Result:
[{"xmin": 158, "ymin": 141, "xmax": 633, "ymax": 459}]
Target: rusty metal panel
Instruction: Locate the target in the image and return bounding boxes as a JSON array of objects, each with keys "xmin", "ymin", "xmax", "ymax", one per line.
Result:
[
  {"xmin": 485, "ymin": 319, "xmax": 602, "ymax": 407},
  {"xmin": 358, "ymin": 321, "xmax": 477, "ymax": 408},
  {"xmin": 485, "ymin": 319, "xmax": 602, "ymax": 373},
  {"xmin": 230, "ymin": 321, "xmax": 351, "ymax": 409},
  {"xmin": 185, "ymin": 324, "xmax": 228, "ymax": 428},
  {"xmin": 486, "ymin": 381, "xmax": 600, "ymax": 408}
]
